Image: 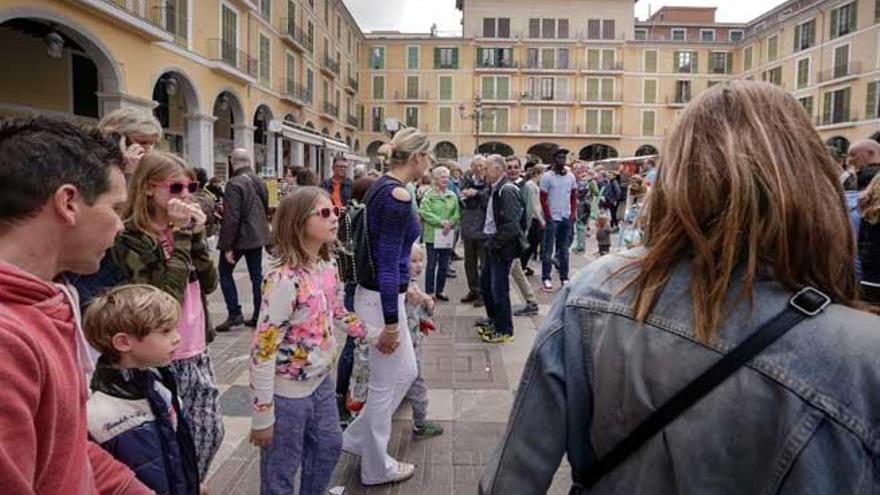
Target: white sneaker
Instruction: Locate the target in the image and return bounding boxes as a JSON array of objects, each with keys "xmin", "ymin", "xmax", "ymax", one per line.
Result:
[
  {"xmin": 561, "ymin": 280, "xmax": 569, "ymax": 288},
  {"xmin": 541, "ymin": 280, "xmax": 554, "ymax": 292}
]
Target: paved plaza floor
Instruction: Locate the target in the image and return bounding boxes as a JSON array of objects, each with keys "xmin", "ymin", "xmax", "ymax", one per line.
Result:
[{"xmin": 205, "ymin": 234, "xmax": 608, "ymax": 494}]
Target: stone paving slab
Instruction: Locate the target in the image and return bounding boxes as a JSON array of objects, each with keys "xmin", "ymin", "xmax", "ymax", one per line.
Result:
[{"xmin": 205, "ymin": 234, "xmax": 608, "ymax": 493}]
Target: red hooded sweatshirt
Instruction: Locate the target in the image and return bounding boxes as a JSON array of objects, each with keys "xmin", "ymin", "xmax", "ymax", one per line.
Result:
[{"xmin": 0, "ymin": 261, "xmax": 153, "ymax": 495}]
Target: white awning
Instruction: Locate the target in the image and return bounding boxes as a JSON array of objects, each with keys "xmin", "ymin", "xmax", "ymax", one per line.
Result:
[
  {"xmin": 280, "ymin": 124, "xmax": 323, "ymax": 146},
  {"xmin": 323, "ymin": 137, "xmax": 350, "ymax": 153}
]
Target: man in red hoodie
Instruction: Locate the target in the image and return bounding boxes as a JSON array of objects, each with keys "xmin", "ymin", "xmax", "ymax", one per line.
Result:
[{"xmin": 0, "ymin": 118, "xmax": 153, "ymax": 494}]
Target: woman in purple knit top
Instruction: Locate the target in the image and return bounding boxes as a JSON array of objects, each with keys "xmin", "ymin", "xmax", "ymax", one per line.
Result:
[{"xmin": 343, "ymin": 127, "xmax": 430, "ymax": 486}]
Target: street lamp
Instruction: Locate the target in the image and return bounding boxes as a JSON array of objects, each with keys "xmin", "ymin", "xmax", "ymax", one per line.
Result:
[{"xmin": 459, "ymin": 93, "xmax": 483, "ymax": 155}]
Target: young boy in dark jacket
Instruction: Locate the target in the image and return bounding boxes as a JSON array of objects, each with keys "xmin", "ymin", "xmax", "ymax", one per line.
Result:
[{"xmin": 84, "ymin": 284, "xmax": 202, "ymax": 495}]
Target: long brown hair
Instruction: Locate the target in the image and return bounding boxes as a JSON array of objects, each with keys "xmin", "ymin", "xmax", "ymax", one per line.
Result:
[
  {"xmin": 859, "ymin": 174, "xmax": 880, "ymax": 225},
  {"xmin": 621, "ymin": 81, "xmax": 861, "ymax": 342},
  {"xmin": 272, "ymin": 186, "xmax": 332, "ymax": 268},
  {"xmin": 123, "ymin": 151, "xmax": 194, "ymax": 237}
]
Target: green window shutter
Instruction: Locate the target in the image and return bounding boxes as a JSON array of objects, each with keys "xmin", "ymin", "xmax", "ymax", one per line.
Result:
[
  {"xmin": 691, "ymin": 52, "xmax": 699, "ymax": 73},
  {"xmin": 643, "ymin": 111, "xmax": 655, "ymax": 136},
  {"xmin": 408, "ymin": 47, "xmax": 419, "ymax": 69},
  {"xmin": 585, "ymin": 109, "xmax": 598, "ymax": 134},
  {"xmin": 726, "ymin": 53, "xmax": 733, "ymax": 74},
  {"xmin": 673, "ymin": 51, "xmax": 680, "ymax": 72},
  {"xmin": 482, "ymin": 77, "xmax": 495, "ymax": 100},
  {"xmin": 645, "ymin": 50, "xmax": 657, "ymax": 73},
  {"xmin": 867, "ymin": 81, "xmax": 878, "ymax": 118},
  {"xmin": 439, "ymin": 107, "xmax": 452, "ymax": 132},
  {"xmin": 600, "ymin": 110, "xmax": 613, "ymax": 134},
  {"xmin": 451, "ymin": 48, "xmax": 459, "ymax": 69},
  {"xmin": 586, "ymin": 78, "xmax": 599, "ymax": 101},
  {"xmin": 434, "ymin": 48, "xmax": 441, "ymax": 68},
  {"xmin": 373, "ymin": 76, "xmax": 384, "ymax": 100},
  {"xmin": 497, "ymin": 77, "xmax": 509, "ymax": 100},
  {"xmin": 602, "ymin": 49, "xmax": 615, "ymax": 70},
  {"xmin": 849, "ymin": 3, "xmax": 858, "ymax": 32},
  {"xmin": 842, "ymin": 87, "xmax": 851, "ymax": 121},
  {"xmin": 439, "ymin": 76, "xmax": 452, "ymax": 100},
  {"xmin": 601, "ymin": 78, "xmax": 614, "ymax": 101},
  {"xmin": 823, "ymin": 92, "xmax": 833, "ymax": 123},
  {"xmin": 794, "ymin": 25, "xmax": 801, "ymax": 52},
  {"xmin": 588, "ymin": 49, "xmax": 600, "ymax": 70},
  {"xmin": 476, "ymin": 47, "xmax": 484, "ymax": 67},
  {"xmin": 541, "ymin": 48, "xmax": 555, "ymax": 69},
  {"xmin": 540, "ymin": 109, "xmax": 553, "ymax": 133},
  {"xmin": 497, "ymin": 108, "xmax": 508, "ymax": 132},
  {"xmin": 644, "ymin": 79, "xmax": 656, "ymax": 103}
]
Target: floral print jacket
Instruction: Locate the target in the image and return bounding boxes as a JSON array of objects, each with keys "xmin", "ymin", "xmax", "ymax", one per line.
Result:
[{"xmin": 250, "ymin": 260, "xmax": 365, "ymax": 430}]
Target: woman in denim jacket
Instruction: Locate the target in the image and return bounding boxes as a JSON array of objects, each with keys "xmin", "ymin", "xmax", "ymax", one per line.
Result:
[{"xmin": 481, "ymin": 81, "xmax": 880, "ymax": 494}]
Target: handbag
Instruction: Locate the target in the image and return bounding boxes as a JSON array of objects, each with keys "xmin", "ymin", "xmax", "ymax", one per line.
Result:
[{"xmin": 570, "ymin": 287, "xmax": 831, "ymax": 493}]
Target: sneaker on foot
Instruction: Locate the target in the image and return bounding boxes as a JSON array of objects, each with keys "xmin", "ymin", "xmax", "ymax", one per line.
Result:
[
  {"xmin": 215, "ymin": 314, "xmax": 244, "ymax": 332},
  {"xmin": 413, "ymin": 421, "xmax": 445, "ymax": 438},
  {"xmin": 514, "ymin": 302, "xmax": 539, "ymax": 317},
  {"xmin": 435, "ymin": 293, "xmax": 449, "ymax": 302},
  {"xmin": 561, "ymin": 280, "xmax": 570, "ymax": 288},
  {"xmin": 541, "ymin": 280, "xmax": 554, "ymax": 293},
  {"xmin": 481, "ymin": 331, "xmax": 516, "ymax": 344}
]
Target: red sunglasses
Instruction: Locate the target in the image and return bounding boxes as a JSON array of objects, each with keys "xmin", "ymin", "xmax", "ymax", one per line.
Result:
[
  {"xmin": 311, "ymin": 206, "xmax": 342, "ymax": 219},
  {"xmin": 153, "ymin": 180, "xmax": 199, "ymax": 195}
]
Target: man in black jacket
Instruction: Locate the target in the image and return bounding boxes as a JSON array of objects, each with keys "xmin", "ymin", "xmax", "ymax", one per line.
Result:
[
  {"xmin": 459, "ymin": 156, "xmax": 490, "ymax": 306},
  {"xmin": 216, "ymin": 148, "xmax": 271, "ymax": 331},
  {"xmin": 476, "ymin": 154, "xmax": 526, "ymax": 344}
]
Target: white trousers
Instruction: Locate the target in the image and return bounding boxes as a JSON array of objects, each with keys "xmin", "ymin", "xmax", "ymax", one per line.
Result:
[{"xmin": 342, "ymin": 286, "xmax": 418, "ymax": 484}]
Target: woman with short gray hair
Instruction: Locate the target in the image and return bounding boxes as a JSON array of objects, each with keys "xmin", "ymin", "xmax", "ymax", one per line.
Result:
[{"xmin": 418, "ymin": 166, "xmax": 461, "ymax": 301}]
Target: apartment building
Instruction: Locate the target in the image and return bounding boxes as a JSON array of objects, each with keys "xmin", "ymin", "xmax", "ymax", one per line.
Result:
[
  {"xmin": 0, "ymin": 0, "xmax": 365, "ymax": 179},
  {"xmin": 0, "ymin": 0, "xmax": 878, "ymax": 173},
  {"xmin": 359, "ymin": 0, "xmax": 880, "ymax": 164}
]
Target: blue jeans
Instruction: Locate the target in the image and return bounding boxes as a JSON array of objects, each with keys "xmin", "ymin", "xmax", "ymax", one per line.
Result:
[
  {"xmin": 218, "ymin": 247, "xmax": 263, "ymax": 320},
  {"xmin": 259, "ymin": 378, "xmax": 342, "ymax": 495},
  {"xmin": 481, "ymin": 251, "xmax": 515, "ymax": 335},
  {"xmin": 425, "ymin": 243, "xmax": 451, "ymax": 295},
  {"xmin": 541, "ymin": 218, "xmax": 573, "ymax": 282},
  {"xmin": 336, "ymin": 282, "xmax": 358, "ymax": 397}
]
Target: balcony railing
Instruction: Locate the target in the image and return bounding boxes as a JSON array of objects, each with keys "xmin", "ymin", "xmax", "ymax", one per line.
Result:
[
  {"xmin": 582, "ymin": 61, "xmax": 624, "ymax": 72},
  {"xmin": 476, "ymin": 59, "xmax": 519, "ymax": 69},
  {"xmin": 819, "ymin": 61, "xmax": 861, "ymax": 83},
  {"xmin": 347, "ymin": 76, "xmax": 359, "ymax": 91},
  {"xmin": 347, "ymin": 114, "xmax": 359, "ymax": 127},
  {"xmin": 279, "ymin": 18, "xmax": 313, "ymax": 52},
  {"xmin": 395, "ymin": 91, "xmax": 431, "ymax": 101},
  {"xmin": 280, "ymin": 79, "xmax": 312, "ymax": 104},
  {"xmin": 323, "ymin": 102, "xmax": 339, "ymax": 118},
  {"xmin": 323, "ymin": 55, "xmax": 340, "ymax": 76},
  {"xmin": 666, "ymin": 95, "xmax": 692, "ymax": 106},
  {"xmin": 580, "ymin": 92, "xmax": 624, "ymax": 103},
  {"xmin": 208, "ymin": 38, "xmax": 257, "ymax": 77},
  {"xmin": 522, "ymin": 93, "xmax": 573, "ymax": 102},
  {"xmin": 97, "ymin": 0, "xmax": 188, "ymax": 44},
  {"xmin": 524, "ymin": 59, "xmax": 573, "ymax": 71}
]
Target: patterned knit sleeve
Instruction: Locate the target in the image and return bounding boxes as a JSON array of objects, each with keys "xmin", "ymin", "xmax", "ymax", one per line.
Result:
[
  {"xmin": 250, "ymin": 271, "xmax": 295, "ymax": 430},
  {"xmin": 373, "ymin": 190, "xmax": 414, "ymax": 325}
]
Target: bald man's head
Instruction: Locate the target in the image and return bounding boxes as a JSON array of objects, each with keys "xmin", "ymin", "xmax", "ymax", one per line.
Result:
[
  {"xmin": 231, "ymin": 148, "xmax": 252, "ymax": 171},
  {"xmin": 847, "ymin": 139, "xmax": 880, "ymax": 170}
]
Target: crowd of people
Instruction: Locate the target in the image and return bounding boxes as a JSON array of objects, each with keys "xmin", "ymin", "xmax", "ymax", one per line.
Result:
[{"xmin": 1, "ymin": 80, "xmax": 879, "ymax": 495}]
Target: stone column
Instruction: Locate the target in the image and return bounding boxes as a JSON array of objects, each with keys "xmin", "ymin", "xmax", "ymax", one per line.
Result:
[
  {"xmin": 233, "ymin": 123, "xmax": 255, "ymax": 154},
  {"xmin": 186, "ymin": 113, "xmax": 217, "ymax": 175}
]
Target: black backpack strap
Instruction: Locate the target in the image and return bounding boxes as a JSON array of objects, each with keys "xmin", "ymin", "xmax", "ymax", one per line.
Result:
[{"xmin": 571, "ymin": 287, "xmax": 831, "ymax": 493}]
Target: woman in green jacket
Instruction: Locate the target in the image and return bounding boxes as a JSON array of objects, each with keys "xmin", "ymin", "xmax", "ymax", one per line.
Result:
[
  {"xmin": 111, "ymin": 151, "xmax": 223, "ymax": 481},
  {"xmin": 419, "ymin": 166, "xmax": 461, "ymax": 301}
]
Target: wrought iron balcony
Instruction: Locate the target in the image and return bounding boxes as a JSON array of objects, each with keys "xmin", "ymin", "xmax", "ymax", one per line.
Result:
[
  {"xmin": 279, "ymin": 18, "xmax": 312, "ymax": 53},
  {"xmin": 208, "ymin": 38, "xmax": 257, "ymax": 79},
  {"xmin": 323, "ymin": 101, "xmax": 339, "ymax": 118}
]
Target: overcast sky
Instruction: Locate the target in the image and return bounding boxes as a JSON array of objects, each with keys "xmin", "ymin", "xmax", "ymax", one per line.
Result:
[{"xmin": 342, "ymin": 0, "xmax": 791, "ymax": 34}]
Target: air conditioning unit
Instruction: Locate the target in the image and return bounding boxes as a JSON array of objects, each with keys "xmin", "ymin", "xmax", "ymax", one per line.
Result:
[{"xmin": 521, "ymin": 124, "xmax": 538, "ymax": 132}]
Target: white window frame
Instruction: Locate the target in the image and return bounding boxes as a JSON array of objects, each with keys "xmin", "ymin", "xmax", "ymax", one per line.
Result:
[
  {"xmin": 483, "ymin": 107, "xmax": 509, "ymax": 133},
  {"xmin": 405, "ymin": 74, "xmax": 420, "ymax": 98},
  {"xmin": 437, "ymin": 105, "xmax": 454, "ymax": 132},
  {"xmin": 584, "ymin": 77, "xmax": 614, "ymax": 102},
  {"xmin": 671, "ymin": 28, "xmax": 686, "ymax": 41},
  {"xmin": 404, "ymin": 105, "xmax": 419, "ymax": 128},
  {"xmin": 729, "ymin": 29, "xmax": 744, "ymax": 42},
  {"xmin": 371, "ymin": 75, "xmax": 385, "ymax": 100},
  {"xmin": 285, "ymin": 50, "xmax": 297, "ymax": 86},
  {"xmin": 481, "ymin": 75, "xmax": 511, "ymax": 100},
  {"xmin": 634, "ymin": 28, "xmax": 648, "ymax": 41},
  {"xmin": 219, "ymin": 1, "xmax": 240, "ymax": 51},
  {"xmin": 406, "ymin": 45, "xmax": 420, "ymax": 70},
  {"xmin": 744, "ymin": 45, "xmax": 754, "ymax": 70},
  {"xmin": 641, "ymin": 109, "xmax": 656, "ymax": 136},
  {"xmin": 795, "ymin": 18, "xmax": 816, "ymax": 51},
  {"xmin": 526, "ymin": 107, "xmax": 567, "ymax": 133},
  {"xmin": 370, "ymin": 105, "xmax": 385, "ymax": 132},
  {"xmin": 369, "ymin": 45, "xmax": 386, "ymax": 70},
  {"xmin": 767, "ymin": 34, "xmax": 779, "ymax": 61},
  {"xmin": 642, "ymin": 78, "xmax": 658, "ymax": 104},
  {"xmin": 832, "ymin": 41, "xmax": 852, "ymax": 74},
  {"xmin": 700, "ymin": 29, "xmax": 716, "ymax": 42},
  {"xmin": 796, "ymin": 56, "xmax": 811, "ymax": 89},
  {"xmin": 709, "ymin": 51, "xmax": 732, "ymax": 74}
]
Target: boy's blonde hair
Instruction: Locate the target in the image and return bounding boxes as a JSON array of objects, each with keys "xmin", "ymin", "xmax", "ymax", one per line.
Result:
[
  {"xmin": 411, "ymin": 243, "xmax": 425, "ymax": 260},
  {"xmin": 84, "ymin": 284, "xmax": 181, "ymax": 363}
]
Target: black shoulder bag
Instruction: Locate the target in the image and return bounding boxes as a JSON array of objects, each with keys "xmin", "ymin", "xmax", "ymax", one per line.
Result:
[{"xmin": 570, "ymin": 287, "xmax": 832, "ymax": 493}]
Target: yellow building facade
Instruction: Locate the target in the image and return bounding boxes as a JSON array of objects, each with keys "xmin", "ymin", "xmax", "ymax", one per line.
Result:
[{"xmin": 0, "ymin": 0, "xmax": 878, "ymax": 174}]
